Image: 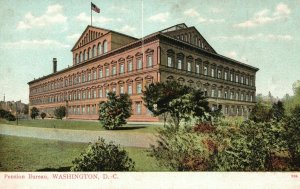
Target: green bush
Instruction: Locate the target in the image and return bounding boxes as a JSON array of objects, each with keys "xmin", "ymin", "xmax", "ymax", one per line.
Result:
[
  {"xmin": 40, "ymin": 112, "xmax": 46, "ymax": 119},
  {"xmin": 99, "ymin": 92, "xmax": 132, "ymax": 130},
  {"xmin": 30, "ymin": 107, "xmax": 39, "ymax": 119},
  {"xmin": 5, "ymin": 112, "xmax": 16, "ymax": 121},
  {"xmin": 71, "ymin": 138, "xmax": 135, "ymax": 171},
  {"xmin": 54, "ymin": 106, "xmax": 66, "ymax": 120}
]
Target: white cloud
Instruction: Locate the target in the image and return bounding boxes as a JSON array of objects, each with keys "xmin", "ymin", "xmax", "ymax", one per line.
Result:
[
  {"xmin": 225, "ymin": 51, "xmax": 248, "ymax": 62},
  {"xmin": 148, "ymin": 12, "xmax": 170, "ymax": 22},
  {"xmin": 2, "ymin": 39, "xmax": 70, "ymax": 49},
  {"xmin": 67, "ymin": 33, "xmax": 81, "ymax": 41},
  {"xmin": 214, "ymin": 33, "xmax": 293, "ymax": 41},
  {"xmin": 76, "ymin": 12, "xmax": 117, "ymax": 24},
  {"xmin": 110, "ymin": 5, "xmax": 129, "ymax": 13},
  {"xmin": 183, "ymin": 9, "xmax": 199, "ymax": 17},
  {"xmin": 234, "ymin": 2, "xmax": 290, "ymax": 28},
  {"xmin": 17, "ymin": 4, "xmax": 67, "ymax": 30},
  {"xmin": 184, "ymin": 8, "xmax": 224, "ymax": 24},
  {"xmin": 119, "ymin": 25, "xmax": 136, "ymax": 35}
]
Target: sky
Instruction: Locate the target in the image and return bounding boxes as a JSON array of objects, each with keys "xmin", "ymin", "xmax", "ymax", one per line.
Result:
[{"xmin": 0, "ymin": 0, "xmax": 299, "ymax": 103}]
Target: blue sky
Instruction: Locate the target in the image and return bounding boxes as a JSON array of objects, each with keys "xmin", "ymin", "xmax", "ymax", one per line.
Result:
[{"xmin": 0, "ymin": 0, "xmax": 299, "ymax": 103}]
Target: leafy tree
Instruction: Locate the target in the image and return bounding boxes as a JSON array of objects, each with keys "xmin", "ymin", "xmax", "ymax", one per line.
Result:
[
  {"xmin": 270, "ymin": 100, "xmax": 285, "ymax": 121},
  {"xmin": 30, "ymin": 107, "xmax": 39, "ymax": 119},
  {"xmin": 0, "ymin": 109, "xmax": 16, "ymax": 121},
  {"xmin": 99, "ymin": 92, "xmax": 132, "ymax": 130},
  {"xmin": 54, "ymin": 106, "xmax": 66, "ymax": 120},
  {"xmin": 40, "ymin": 112, "xmax": 46, "ymax": 119},
  {"xmin": 249, "ymin": 101, "xmax": 271, "ymax": 123},
  {"xmin": 283, "ymin": 106, "xmax": 300, "ymax": 169},
  {"xmin": 143, "ymin": 80, "xmax": 210, "ymax": 129},
  {"xmin": 71, "ymin": 138, "xmax": 135, "ymax": 171}
]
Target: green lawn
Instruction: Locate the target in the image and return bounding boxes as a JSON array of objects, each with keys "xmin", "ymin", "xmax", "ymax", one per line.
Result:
[
  {"xmin": 0, "ymin": 135, "xmax": 168, "ymax": 172},
  {"xmin": 0, "ymin": 119, "xmax": 161, "ymax": 133}
]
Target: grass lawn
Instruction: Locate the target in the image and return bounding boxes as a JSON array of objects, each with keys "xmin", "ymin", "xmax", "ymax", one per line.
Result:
[
  {"xmin": 0, "ymin": 119, "xmax": 161, "ymax": 134},
  {"xmin": 0, "ymin": 135, "xmax": 168, "ymax": 172}
]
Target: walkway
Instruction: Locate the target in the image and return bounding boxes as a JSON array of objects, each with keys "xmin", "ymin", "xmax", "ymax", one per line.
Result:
[{"xmin": 0, "ymin": 124, "xmax": 157, "ymax": 148}]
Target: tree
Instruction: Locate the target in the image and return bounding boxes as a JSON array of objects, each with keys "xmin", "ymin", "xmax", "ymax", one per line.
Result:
[
  {"xmin": 249, "ymin": 101, "xmax": 271, "ymax": 123},
  {"xmin": 71, "ymin": 138, "xmax": 135, "ymax": 171},
  {"xmin": 40, "ymin": 112, "xmax": 46, "ymax": 119},
  {"xmin": 143, "ymin": 80, "xmax": 210, "ymax": 129},
  {"xmin": 30, "ymin": 107, "xmax": 39, "ymax": 119},
  {"xmin": 54, "ymin": 106, "xmax": 66, "ymax": 120},
  {"xmin": 99, "ymin": 92, "xmax": 132, "ymax": 130},
  {"xmin": 270, "ymin": 101, "xmax": 285, "ymax": 121}
]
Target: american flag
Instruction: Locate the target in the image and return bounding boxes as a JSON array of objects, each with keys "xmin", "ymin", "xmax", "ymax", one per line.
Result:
[{"xmin": 91, "ymin": 2, "xmax": 100, "ymax": 13}]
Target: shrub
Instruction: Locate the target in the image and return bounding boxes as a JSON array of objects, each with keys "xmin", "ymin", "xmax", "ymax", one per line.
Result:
[
  {"xmin": 30, "ymin": 107, "xmax": 39, "ymax": 119},
  {"xmin": 40, "ymin": 112, "xmax": 46, "ymax": 119},
  {"xmin": 149, "ymin": 125, "xmax": 214, "ymax": 171},
  {"xmin": 71, "ymin": 138, "xmax": 135, "ymax": 171},
  {"xmin": 54, "ymin": 106, "xmax": 66, "ymax": 120},
  {"xmin": 5, "ymin": 112, "xmax": 16, "ymax": 121},
  {"xmin": 99, "ymin": 92, "xmax": 132, "ymax": 130}
]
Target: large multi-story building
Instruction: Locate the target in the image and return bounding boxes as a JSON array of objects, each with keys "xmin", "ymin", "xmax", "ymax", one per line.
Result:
[{"xmin": 28, "ymin": 23, "xmax": 258, "ymax": 121}]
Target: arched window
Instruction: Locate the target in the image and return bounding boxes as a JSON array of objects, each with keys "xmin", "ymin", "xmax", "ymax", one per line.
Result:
[
  {"xmin": 93, "ymin": 45, "xmax": 96, "ymax": 57},
  {"xmin": 88, "ymin": 48, "xmax": 92, "ymax": 59},
  {"xmin": 75, "ymin": 54, "xmax": 79, "ymax": 64},
  {"xmin": 79, "ymin": 52, "xmax": 83, "ymax": 62},
  {"xmin": 103, "ymin": 40, "xmax": 108, "ymax": 53},
  {"xmin": 98, "ymin": 43, "xmax": 102, "ymax": 55},
  {"xmin": 83, "ymin": 50, "xmax": 86, "ymax": 61}
]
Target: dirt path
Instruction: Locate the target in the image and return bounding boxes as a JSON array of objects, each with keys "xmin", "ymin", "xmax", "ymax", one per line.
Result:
[{"xmin": 0, "ymin": 124, "xmax": 157, "ymax": 148}]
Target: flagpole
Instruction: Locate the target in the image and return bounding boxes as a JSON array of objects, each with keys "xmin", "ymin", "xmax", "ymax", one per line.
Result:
[{"xmin": 91, "ymin": 2, "xmax": 92, "ymax": 26}]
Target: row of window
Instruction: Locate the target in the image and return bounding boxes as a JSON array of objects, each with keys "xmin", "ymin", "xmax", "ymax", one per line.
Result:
[
  {"xmin": 205, "ymin": 88, "xmax": 254, "ymax": 102},
  {"xmin": 75, "ymin": 40, "xmax": 108, "ymax": 64},
  {"xmin": 30, "ymin": 82, "xmax": 146, "ymax": 105},
  {"xmin": 173, "ymin": 33, "xmax": 209, "ymax": 50},
  {"xmin": 167, "ymin": 53, "xmax": 254, "ymax": 86},
  {"xmin": 78, "ymin": 30, "xmax": 104, "ymax": 47},
  {"xmin": 67, "ymin": 101, "xmax": 144, "ymax": 115},
  {"xmin": 30, "ymin": 55, "xmax": 154, "ymax": 95}
]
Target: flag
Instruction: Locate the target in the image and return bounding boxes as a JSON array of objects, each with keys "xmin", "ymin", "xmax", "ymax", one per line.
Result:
[{"xmin": 91, "ymin": 2, "xmax": 100, "ymax": 13}]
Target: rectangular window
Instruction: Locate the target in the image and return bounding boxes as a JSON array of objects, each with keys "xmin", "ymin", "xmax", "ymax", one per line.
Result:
[
  {"xmin": 196, "ymin": 64, "xmax": 200, "ymax": 74},
  {"xmin": 105, "ymin": 67, "xmax": 109, "ymax": 77},
  {"xmin": 204, "ymin": 66, "xmax": 208, "ymax": 75},
  {"xmin": 82, "ymin": 74, "xmax": 85, "ymax": 83},
  {"xmin": 93, "ymin": 90, "xmax": 96, "ymax": 98},
  {"xmin": 250, "ymin": 95, "xmax": 253, "ymax": 102},
  {"xmin": 136, "ymin": 102, "xmax": 142, "ymax": 114},
  {"xmin": 78, "ymin": 91, "xmax": 81, "ymax": 100},
  {"xmin": 137, "ymin": 59, "xmax": 142, "ymax": 70},
  {"xmin": 87, "ymin": 106, "xmax": 90, "ymax": 114},
  {"xmin": 147, "ymin": 56, "xmax": 153, "ymax": 67},
  {"xmin": 224, "ymin": 91, "xmax": 228, "ymax": 99},
  {"xmin": 246, "ymin": 78, "xmax": 249, "ymax": 85},
  {"xmin": 88, "ymin": 73, "xmax": 91, "ymax": 81},
  {"xmin": 112, "ymin": 87, "xmax": 116, "ymax": 93},
  {"xmin": 128, "ymin": 61, "xmax": 133, "ymax": 72},
  {"xmin": 218, "ymin": 90, "xmax": 221, "ymax": 98},
  {"xmin": 120, "ymin": 85, "xmax": 124, "ymax": 94},
  {"xmin": 236, "ymin": 93, "xmax": 239, "ymax": 100},
  {"xmin": 230, "ymin": 92, "xmax": 234, "ymax": 99},
  {"xmin": 211, "ymin": 68, "xmax": 215, "ymax": 77},
  {"xmin": 241, "ymin": 94, "xmax": 244, "ymax": 101},
  {"xmin": 167, "ymin": 56, "xmax": 172, "ymax": 67},
  {"xmin": 120, "ymin": 64, "xmax": 124, "ymax": 74},
  {"xmin": 177, "ymin": 59, "xmax": 182, "ymax": 69},
  {"xmin": 137, "ymin": 83, "xmax": 142, "ymax": 94},
  {"xmin": 82, "ymin": 91, "xmax": 86, "ymax": 99},
  {"xmin": 99, "ymin": 69, "xmax": 103, "ymax": 78},
  {"xmin": 78, "ymin": 76, "xmax": 81, "ymax": 83},
  {"xmin": 224, "ymin": 72, "xmax": 228, "ymax": 80},
  {"xmin": 250, "ymin": 79, "xmax": 253, "ymax": 86},
  {"xmin": 112, "ymin": 65, "xmax": 116, "ymax": 75},
  {"xmin": 128, "ymin": 85, "xmax": 132, "ymax": 95},
  {"xmin": 241, "ymin": 76, "xmax": 244, "ymax": 84},
  {"xmin": 88, "ymin": 90, "xmax": 91, "ymax": 99},
  {"xmin": 92, "ymin": 71, "xmax": 95, "ymax": 80},
  {"xmin": 187, "ymin": 62, "xmax": 191, "ymax": 72},
  {"xmin": 211, "ymin": 89, "xmax": 215, "ymax": 97},
  {"xmin": 99, "ymin": 88, "xmax": 103, "ymax": 98},
  {"xmin": 230, "ymin": 73, "xmax": 233, "ymax": 81},
  {"xmin": 218, "ymin": 70, "xmax": 221, "ymax": 79},
  {"xmin": 82, "ymin": 106, "xmax": 85, "ymax": 114},
  {"xmin": 105, "ymin": 89, "xmax": 109, "ymax": 97}
]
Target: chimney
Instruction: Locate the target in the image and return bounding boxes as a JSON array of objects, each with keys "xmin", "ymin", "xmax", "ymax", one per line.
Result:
[{"xmin": 53, "ymin": 58, "xmax": 57, "ymax": 73}]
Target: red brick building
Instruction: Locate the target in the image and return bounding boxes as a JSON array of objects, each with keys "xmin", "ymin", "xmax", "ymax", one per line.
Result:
[{"xmin": 28, "ymin": 23, "xmax": 258, "ymax": 121}]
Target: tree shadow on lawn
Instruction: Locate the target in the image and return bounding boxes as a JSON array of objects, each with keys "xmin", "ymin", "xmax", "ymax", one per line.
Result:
[
  {"xmin": 37, "ymin": 166, "xmax": 71, "ymax": 172},
  {"xmin": 114, "ymin": 126, "xmax": 146, "ymax": 130}
]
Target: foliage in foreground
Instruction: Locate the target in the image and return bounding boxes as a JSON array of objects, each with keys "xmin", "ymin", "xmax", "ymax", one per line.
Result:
[
  {"xmin": 71, "ymin": 138, "xmax": 135, "ymax": 171},
  {"xmin": 40, "ymin": 112, "xmax": 46, "ymax": 119},
  {"xmin": 99, "ymin": 92, "xmax": 132, "ymax": 130},
  {"xmin": 54, "ymin": 106, "xmax": 66, "ymax": 120}
]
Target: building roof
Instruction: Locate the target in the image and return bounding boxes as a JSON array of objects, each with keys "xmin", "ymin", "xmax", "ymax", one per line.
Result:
[{"xmin": 28, "ymin": 23, "xmax": 259, "ymax": 85}]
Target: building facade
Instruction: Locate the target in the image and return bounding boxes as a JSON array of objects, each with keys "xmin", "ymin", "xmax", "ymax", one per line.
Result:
[{"xmin": 28, "ymin": 23, "xmax": 259, "ymax": 121}]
